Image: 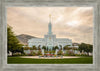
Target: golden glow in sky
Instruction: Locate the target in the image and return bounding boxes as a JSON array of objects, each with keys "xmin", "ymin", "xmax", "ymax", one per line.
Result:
[{"xmin": 7, "ymin": 7, "xmax": 93, "ymax": 44}]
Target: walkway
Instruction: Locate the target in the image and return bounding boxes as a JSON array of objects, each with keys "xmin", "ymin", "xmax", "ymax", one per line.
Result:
[{"xmin": 20, "ymin": 56, "xmax": 80, "ymax": 59}]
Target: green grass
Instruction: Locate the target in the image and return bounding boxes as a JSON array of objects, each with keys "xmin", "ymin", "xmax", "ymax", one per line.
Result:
[{"xmin": 7, "ymin": 56, "xmax": 93, "ymax": 64}]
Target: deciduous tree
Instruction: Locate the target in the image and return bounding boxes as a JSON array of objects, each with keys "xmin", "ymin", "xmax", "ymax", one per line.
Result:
[{"xmin": 7, "ymin": 26, "xmax": 24, "ymax": 55}]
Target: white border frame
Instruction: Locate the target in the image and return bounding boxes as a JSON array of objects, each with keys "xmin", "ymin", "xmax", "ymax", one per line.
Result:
[{"xmin": 0, "ymin": 0, "xmax": 99, "ymax": 71}]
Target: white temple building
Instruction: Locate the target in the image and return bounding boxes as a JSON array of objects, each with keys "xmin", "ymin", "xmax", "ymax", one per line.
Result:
[{"xmin": 28, "ymin": 15, "xmax": 72, "ymax": 50}]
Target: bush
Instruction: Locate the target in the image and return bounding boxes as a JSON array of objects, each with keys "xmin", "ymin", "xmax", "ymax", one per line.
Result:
[
  {"xmin": 68, "ymin": 51, "xmax": 75, "ymax": 56},
  {"xmin": 74, "ymin": 54, "xmax": 81, "ymax": 56},
  {"xmin": 54, "ymin": 55, "xmax": 57, "ymax": 57},
  {"xmin": 28, "ymin": 53, "xmax": 33, "ymax": 56},
  {"xmin": 24, "ymin": 47, "xmax": 30, "ymax": 50},
  {"xmin": 74, "ymin": 54, "xmax": 89, "ymax": 56},
  {"xmin": 57, "ymin": 50, "xmax": 63, "ymax": 55},
  {"xmin": 80, "ymin": 54, "xmax": 89, "ymax": 56},
  {"xmin": 64, "ymin": 51, "xmax": 75, "ymax": 56},
  {"xmin": 64, "ymin": 54, "xmax": 69, "ymax": 56},
  {"xmin": 32, "ymin": 52, "xmax": 36, "ymax": 56},
  {"xmin": 52, "ymin": 50, "xmax": 55, "ymax": 54},
  {"xmin": 37, "ymin": 50, "xmax": 42, "ymax": 55},
  {"xmin": 27, "ymin": 51, "xmax": 36, "ymax": 56},
  {"xmin": 12, "ymin": 52, "xmax": 22, "ymax": 56},
  {"xmin": 21, "ymin": 53, "xmax": 26, "ymax": 56},
  {"xmin": 44, "ymin": 51, "xmax": 48, "ymax": 53}
]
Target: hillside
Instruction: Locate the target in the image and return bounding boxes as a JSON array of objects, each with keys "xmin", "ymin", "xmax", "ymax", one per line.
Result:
[{"xmin": 16, "ymin": 34, "xmax": 36, "ymax": 45}]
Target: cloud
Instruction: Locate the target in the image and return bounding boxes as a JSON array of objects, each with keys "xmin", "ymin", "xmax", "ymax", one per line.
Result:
[{"xmin": 7, "ymin": 7, "xmax": 93, "ymax": 44}]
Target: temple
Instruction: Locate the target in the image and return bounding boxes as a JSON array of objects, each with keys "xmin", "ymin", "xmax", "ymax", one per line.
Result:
[{"xmin": 28, "ymin": 15, "xmax": 72, "ymax": 50}]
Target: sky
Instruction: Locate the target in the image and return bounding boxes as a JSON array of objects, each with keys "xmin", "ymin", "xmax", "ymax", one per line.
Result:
[{"xmin": 7, "ymin": 7, "xmax": 93, "ymax": 44}]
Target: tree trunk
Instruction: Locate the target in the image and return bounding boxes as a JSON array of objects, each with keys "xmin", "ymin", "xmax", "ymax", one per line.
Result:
[
  {"xmin": 12, "ymin": 52, "xmax": 14, "ymax": 56},
  {"xmin": 87, "ymin": 52, "xmax": 89, "ymax": 56}
]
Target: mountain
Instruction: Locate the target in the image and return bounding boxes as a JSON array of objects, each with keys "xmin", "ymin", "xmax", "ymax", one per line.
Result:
[
  {"xmin": 16, "ymin": 34, "xmax": 37, "ymax": 45},
  {"xmin": 72, "ymin": 43, "xmax": 80, "ymax": 46}
]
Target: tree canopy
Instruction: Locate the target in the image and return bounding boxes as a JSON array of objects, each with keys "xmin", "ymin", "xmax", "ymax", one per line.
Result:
[
  {"xmin": 32, "ymin": 45, "xmax": 37, "ymax": 50},
  {"xmin": 7, "ymin": 26, "xmax": 24, "ymax": 55},
  {"xmin": 79, "ymin": 43, "xmax": 93, "ymax": 55},
  {"xmin": 42, "ymin": 46, "xmax": 46, "ymax": 50},
  {"xmin": 63, "ymin": 45, "xmax": 71, "ymax": 50},
  {"xmin": 54, "ymin": 46, "xmax": 59, "ymax": 49}
]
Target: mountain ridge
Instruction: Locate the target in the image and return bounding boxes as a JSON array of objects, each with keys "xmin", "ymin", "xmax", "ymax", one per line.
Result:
[{"xmin": 16, "ymin": 34, "xmax": 37, "ymax": 45}]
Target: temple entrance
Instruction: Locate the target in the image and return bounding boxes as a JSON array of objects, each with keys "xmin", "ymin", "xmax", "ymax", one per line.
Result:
[{"xmin": 48, "ymin": 46, "xmax": 53, "ymax": 51}]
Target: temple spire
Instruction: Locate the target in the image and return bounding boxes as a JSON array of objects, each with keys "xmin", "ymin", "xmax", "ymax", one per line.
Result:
[
  {"xmin": 48, "ymin": 14, "xmax": 52, "ymax": 35},
  {"xmin": 49, "ymin": 14, "xmax": 51, "ymax": 22}
]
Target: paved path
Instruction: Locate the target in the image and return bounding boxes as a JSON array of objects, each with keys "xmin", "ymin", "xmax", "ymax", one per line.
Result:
[{"xmin": 20, "ymin": 56, "xmax": 80, "ymax": 59}]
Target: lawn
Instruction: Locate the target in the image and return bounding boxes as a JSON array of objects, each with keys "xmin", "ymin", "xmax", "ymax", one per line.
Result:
[{"xmin": 8, "ymin": 56, "xmax": 93, "ymax": 64}]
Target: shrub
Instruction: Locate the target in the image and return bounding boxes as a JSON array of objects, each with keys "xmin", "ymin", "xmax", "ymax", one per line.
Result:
[
  {"xmin": 12, "ymin": 52, "xmax": 22, "ymax": 56},
  {"xmin": 49, "ymin": 51, "xmax": 52, "ymax": 54},
  {"xmin": 68, "ymin": 51, "xmax": 75, "ymax": 56},
  {"xmin": 52, "ymin": 50, "xmax": 55, "ymax": 54},
  {"xmin": 64, "ymin": 50, "xmax": 75, "ymax": 56},
  {"xmin": 13, "ymin": 54, "xmax": 21, "ymax": 56},
  {"xmin": 45, "ymin": 51, "xmax": 48, "ymax": 53},
  {"xmin": 64, "ymin": 54, "xmax": 69, "ymax": 56},
  {"xmin": 57, "ymin": 50, "xmax": 63, "ymax": 55},
  {"xmin": 74, "ymin": 54, "xmax": 81, "ymax": 56},
  {"xmin": 28, "ymin": 53, "xmax": 33, "ymax": 56},
  {"xmin": 23, "ymin": 53, "xmax": 28, "ymax": 56},
  {"xmin": 27, "ymin": 51, "xmax": 36, "ymax": 56},
  {"xmin": 80, "ymin": 54, "xmax": 89, "ymax": 56},
  {"xmin": 37, "ymin": 50, "xmax": 42, "ymax": 55},
  {"xmin": 21, "ymin": 52, "xmax": 26, "ymax": 56},
  {"xmin": 32, "ymin": 51, "xmax": 36, "ymax": 56},
  {"xmin": 54, "ymin": 55, "xmax": 57, "ymax": 57},
  {"xmin": 24, "ymin": 47, "xmax": 30, "ymax": 50}
]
